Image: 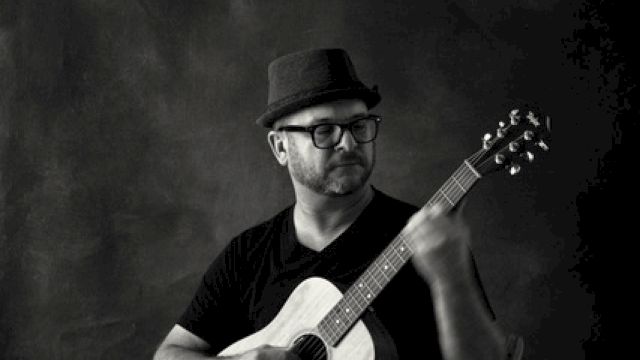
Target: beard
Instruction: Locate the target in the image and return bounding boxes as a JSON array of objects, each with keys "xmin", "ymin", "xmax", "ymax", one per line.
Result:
[{"xmin": 287, "ymin": 141, "xmax": 375, "ymax": 196}]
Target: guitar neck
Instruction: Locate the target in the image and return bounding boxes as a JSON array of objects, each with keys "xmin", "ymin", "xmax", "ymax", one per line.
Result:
[{"xmin": 317, "ymin": 160, "xmax": 482, "ymax": 346}]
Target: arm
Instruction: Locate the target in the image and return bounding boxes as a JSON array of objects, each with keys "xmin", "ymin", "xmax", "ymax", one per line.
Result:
[
  {"xmin": 153, "ymin": 325, "xmax": 215, "ymax": 360},
  {"xmin": 428, "ymin": 263, "xmax": 507, "ymax": 360},
  {"xmin": 153, "ymin": 325, "xmax": 299, "ymax": 360},
  {"xmin": 405, "ymin": 204, "xmax": 523, "ymax": 360}
]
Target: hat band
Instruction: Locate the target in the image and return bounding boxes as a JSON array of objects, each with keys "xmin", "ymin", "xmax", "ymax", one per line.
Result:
[{"xmin": 267, "ymin": 80, "xmax": 369, "ymax": 110}]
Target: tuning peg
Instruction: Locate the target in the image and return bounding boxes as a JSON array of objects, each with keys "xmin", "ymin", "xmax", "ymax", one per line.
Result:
[
  {"xmin": 537, "ymin": 140, "xmax": 550, "ymax": 151},
  {"xmin": 524, "ymin": 130, "xmax": 535, "ymax": 141},
  {"xmin": 496, "ymin": 128, "xmax": 506, "ymax": 138},
  {"xmin": 509, "ymin": 164, "xmax": 521, "ymax": 175},
  {"xmin": 495, "ymin": 154, "xmax": 506, "ymax": 165},
  {"xmin": 523, "ymin": 151, "xmax": 535, "ymax": 162},
  {"xmin": 526, "ymin": 111, "xmax": 541, "ymax": 127},
  {"xmin": 509, "ymin": 109, "xmax": 521, "ymax": 125},
  {"xmin": 482, "ymin": 133, "xmax": 492, "ymax": 149},
  {"xmin": 498, "ymin": 121, "xmax": 507, "ymax": 128},
  {"xmin": 508, "ymin": 141, "xmax": 520, "ymax": 152}
]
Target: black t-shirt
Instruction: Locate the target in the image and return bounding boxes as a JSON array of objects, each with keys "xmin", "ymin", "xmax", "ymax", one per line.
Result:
[{"xmin": 178, "ymin": 188, "xmax": 493, "ymax": 359}]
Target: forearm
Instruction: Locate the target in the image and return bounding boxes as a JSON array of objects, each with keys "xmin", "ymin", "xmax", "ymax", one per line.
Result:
[
  {"xmin": 155, "ymin": 344, "xmax": 250, "ymax": 360},
  {"xmin": 430, "ymin": 273, "xmax": 505, "ymax": 360},
  {"xmin": 154, "ymin": 324, "xmax": 249, "ymax": 360},
  {"xmin": 154, "ymin": 344, "xmax": 281, "ymax": 360},
  {"xmin": 154, "ymin": 344, "xmax": 217, "ymax": 360}
]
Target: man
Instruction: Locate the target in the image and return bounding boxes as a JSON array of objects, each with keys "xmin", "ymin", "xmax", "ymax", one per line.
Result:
[{"xmin": 154, "ymin": 48, "xmax": 523, "ymax": 360}]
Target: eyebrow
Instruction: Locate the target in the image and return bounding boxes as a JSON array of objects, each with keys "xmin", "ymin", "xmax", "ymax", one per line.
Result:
[{"xmin": 311, "ymin": 112, "xmax": 368, "ymax": 125}]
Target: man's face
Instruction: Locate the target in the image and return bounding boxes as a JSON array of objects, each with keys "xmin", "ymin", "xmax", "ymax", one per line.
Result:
[{"xmin": 274, "ymin": 99, "xmax": 376, "ymax": 196}]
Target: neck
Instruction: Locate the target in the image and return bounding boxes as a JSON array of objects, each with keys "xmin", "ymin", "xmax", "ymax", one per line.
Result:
[{"xmin": 292, "ymin": 183, "xmax": 374, "ymax": 251}]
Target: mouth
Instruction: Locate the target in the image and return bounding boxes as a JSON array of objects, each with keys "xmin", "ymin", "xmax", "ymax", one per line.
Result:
[
  {"xmin": 329, "ymin": 153, "xmax": 366, "ymax": 170},
  {"xmin": 335, "ymin": 162, "xmax": 360, "ymax": 167},
  {"xmin": 330, "ymin": 162, "xmax": 365, "ymax": 174}
]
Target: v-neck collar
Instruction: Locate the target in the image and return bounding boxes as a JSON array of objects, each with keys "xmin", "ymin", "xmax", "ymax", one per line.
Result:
[{"xmin": 284, "ymin": 187, "xmax": 381, "ymax": 260}]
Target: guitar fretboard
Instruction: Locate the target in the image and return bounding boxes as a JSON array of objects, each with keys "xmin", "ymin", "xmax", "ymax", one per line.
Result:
[{"xmin": 317, "ymin": 160, "xmax": 482, "ymax": 346}]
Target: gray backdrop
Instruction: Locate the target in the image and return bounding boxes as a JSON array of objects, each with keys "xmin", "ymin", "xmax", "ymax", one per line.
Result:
[{"xmin": 1, "ymin": 0, "xmax": 633, "ymax": 359}]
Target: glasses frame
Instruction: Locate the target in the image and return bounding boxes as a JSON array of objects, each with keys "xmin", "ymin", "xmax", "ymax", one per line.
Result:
[{"xmin": 276, "ymin": 114, "xmax": 382, "ymax": 149}]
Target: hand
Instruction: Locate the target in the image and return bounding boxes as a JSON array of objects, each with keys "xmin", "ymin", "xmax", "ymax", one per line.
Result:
[
  {"xmin": 404, "ymin": 203, "xmax": 473, "ymax": 285},
  {"xmin": 239, "ymin": 345, "xmax": 301, "ymax": 360}
]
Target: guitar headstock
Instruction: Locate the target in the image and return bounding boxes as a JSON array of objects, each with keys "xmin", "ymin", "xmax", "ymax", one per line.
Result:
[{"xmin": 468, "ymin": 109, "xmax": 551, "ymax": 177}]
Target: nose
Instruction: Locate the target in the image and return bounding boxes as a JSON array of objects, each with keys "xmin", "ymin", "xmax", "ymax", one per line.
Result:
[{"xmin": 335, "ymin": 128, "xmax": 357, "ymax": 151}]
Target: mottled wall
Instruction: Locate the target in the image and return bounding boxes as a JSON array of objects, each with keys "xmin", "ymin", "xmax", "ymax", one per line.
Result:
[{"xmin": 1, "ymin": 0, "xmax": 634, "ymax": 359}]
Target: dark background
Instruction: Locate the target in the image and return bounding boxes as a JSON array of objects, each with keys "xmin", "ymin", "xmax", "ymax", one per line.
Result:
[{"xmin": 1, "ymin": 0, "xmax": 635, "ymax": 359}]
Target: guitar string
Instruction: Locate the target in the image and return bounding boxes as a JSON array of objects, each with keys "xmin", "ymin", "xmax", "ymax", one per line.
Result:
[
  {"xmin": 331, "ymin": 144, "xmax": 507, "ymax": 344},
  {"xmin": 296, "ymin": 335, "xmax": 324, "ymax": 359},
  {"xmin": 311, "ymin": 345, "xmax": 325, "ymax": 360},
  {"xmin": 431, "ymin": 164, "xmax": 475, "ymax": 209},
  {"xmin": 294, "ymin": 337, "xmax": 318, "ymax": 360},
  {"xmin": 326, "ymin": 234, "xmax": 414, "ymax": 341},
  {"xmin": 320, "ymin": 165, "xmax": 481, "ymax": 345},
  {"xmin": 321, "ymin": 231, "xmax": 414, "ymax": 344},
  {"xmin": 322, "ymin": 143, "xmax": 500, "ymax": 341},
  {"xmin": 227, "ymin": 149, "xmax": 495, "ymax": 353},
  {"xmin": 322, "ymin": 201, "xmax": 472, "ymax": 343},
  {"xmin": 308, "ymin": 339, "xmax": 324, "ymax": 360},
  {"xmin": 311, "ymin": 333, "xmax": 333, "ymax": 360},
  {"xmin": 317, "ymin": 149, "xmax": 488, "ymax": 344}
]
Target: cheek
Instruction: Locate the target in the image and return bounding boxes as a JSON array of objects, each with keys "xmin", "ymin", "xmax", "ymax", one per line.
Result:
[
  {"xmin": 289, "ymin": 140, "xmax": 326, "ymax": 168},
  {"xmin": 317, "ymin": 152, "xmax": 334, "ymax": 170},
  {"xmin": 363, "ymin": 143, "xmax": 376, "ymax": 163}
]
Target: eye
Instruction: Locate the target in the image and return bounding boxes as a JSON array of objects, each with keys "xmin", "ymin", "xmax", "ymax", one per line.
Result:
[
  {"xmin": 351, "ymin": 120, "xmax": 368, "ymax": 133},
  {"xmin": 314, "ymin": 124, "xmax": 335, "ymax": 136}
]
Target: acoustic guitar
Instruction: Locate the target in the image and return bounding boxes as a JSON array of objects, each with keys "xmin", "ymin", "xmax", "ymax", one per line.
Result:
[{"xmin": 219, "ymin": 109, "xmax": 551, "ymax": 359}]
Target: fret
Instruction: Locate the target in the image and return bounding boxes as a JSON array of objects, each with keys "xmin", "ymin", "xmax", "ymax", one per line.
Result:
[
  {"xmin": 444, "ymin": 179, "xmax": 465, "ymax": 200},
  {"xmin": 365, "ymin": 269, "xmax": 384, "ymax": 291},
  {"xmin": 463, "ymin": 159, "xmax": 481, "ymax": 178},
  {"xmin": 345, "ymin": 291, "xmax": 364, "ymax": 313},
  {"xmin": 385, "ymin": 254, "xmax": 399, "ymax": 272},
  {"xmin": 438, "ymin": 188, "xmax": 454, "ymax": 206},
  {"xmin": 362, "ymin": 274, "xmax": 378, "ymax": 295},
  {"xmin": 319, "ymin": 311, "xmax": 338, "ymax": 341},
  {"xmin": 320, "ymin": 306, "xmax": 346, "ymax": 342},
  {"xmin": 441, "ymin": 178, "xmax": 465, "ymax": 204},
  {"xmin": 451, "ymin": 173, "xmax": 467, "ymax": 192},
  {"xmin": 375, "ymin": 257, "xmax": 393, "ymax": 281},
  {"xmin": 392, "ymin": 237, "xmax": 413, "ymax": 262},
  {"xmin": 338, "ymin": 300, "xmax": 357, "ymax": 322}
]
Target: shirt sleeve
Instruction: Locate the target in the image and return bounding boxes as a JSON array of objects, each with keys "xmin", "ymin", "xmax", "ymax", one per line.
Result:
[
  {"xmin": 469, "ymin": 249, "xmax": 496, "ymax": 320},
  {"xmin": 177, "ymin": 238, "xmax": 249, "ymax": 353}
]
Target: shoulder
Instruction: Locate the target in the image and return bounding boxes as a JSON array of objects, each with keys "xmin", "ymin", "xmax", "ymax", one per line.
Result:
[
  {"xmin": 201, "ymin": 206, "xmax": 293, "ymax": 282},
  {"xmin": 223, "ymin": 205, "xmax": 293, "ymax": 258}
]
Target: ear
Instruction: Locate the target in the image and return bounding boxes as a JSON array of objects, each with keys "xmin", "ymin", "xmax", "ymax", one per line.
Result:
[{"xmin": 267, "ymin": 130, "xmax": 288, "ymax": 166}]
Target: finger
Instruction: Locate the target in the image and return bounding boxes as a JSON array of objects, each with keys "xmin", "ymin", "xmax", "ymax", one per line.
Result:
[
  {"xmin": 452, "ymin": 198, "xmax": 467, "ymax": 219},
  {"xmin": 426, "ymin": 202, "xmax": 445, "ymax": 218}
]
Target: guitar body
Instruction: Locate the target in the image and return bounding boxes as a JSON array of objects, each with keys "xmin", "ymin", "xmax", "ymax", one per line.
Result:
[{"xmin": 218, "ymin": 277, "xmax": 375, "ymax": 359}]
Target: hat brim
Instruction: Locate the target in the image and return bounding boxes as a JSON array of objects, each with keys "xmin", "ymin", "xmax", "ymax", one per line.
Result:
[{"xmin": 256, "ymin": 86, "xmax": 381, "ymax": 128}]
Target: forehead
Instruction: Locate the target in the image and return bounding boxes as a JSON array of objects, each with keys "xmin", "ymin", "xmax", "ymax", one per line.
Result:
[{"xmin": 278, "ymin": 99, "xmax": 368, "ymax": 127}]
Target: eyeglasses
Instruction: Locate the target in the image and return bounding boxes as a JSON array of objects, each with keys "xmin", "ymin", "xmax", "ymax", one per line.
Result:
[{"xmin": 276, "ymin": 114, "xmax": 381, "ymax": 149}]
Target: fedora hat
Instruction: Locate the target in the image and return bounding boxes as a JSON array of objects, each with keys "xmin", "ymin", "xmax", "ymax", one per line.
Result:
[{"xmin": 256, "ymin": 48, "xmax": 381, "ymax": 127}]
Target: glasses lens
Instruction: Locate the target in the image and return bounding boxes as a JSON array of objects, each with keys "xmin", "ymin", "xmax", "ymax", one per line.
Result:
[
  {"xmin": 313, "ymin": 124, "xmax": 340, "ymax": 148},
  {"xmin": 350, "ymin": 117, "xmax": 377, "ymax": 142}
]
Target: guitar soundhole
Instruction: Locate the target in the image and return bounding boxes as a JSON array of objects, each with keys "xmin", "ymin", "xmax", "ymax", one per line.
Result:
[{"xmin": 290, "ymin": 333, "xmax": 328, "ymax": 360}]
